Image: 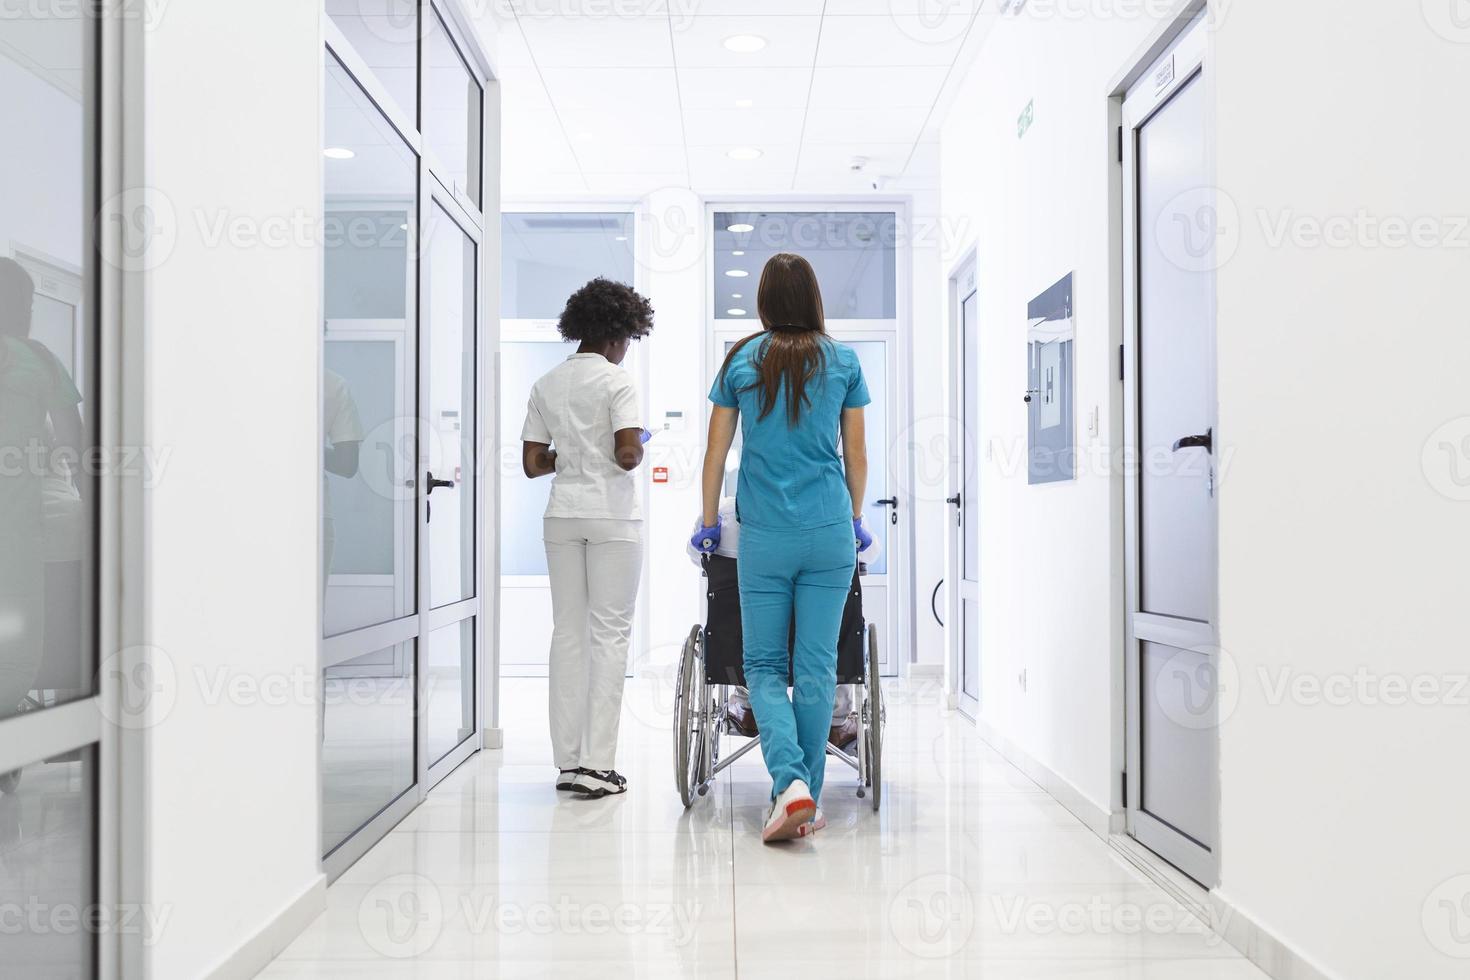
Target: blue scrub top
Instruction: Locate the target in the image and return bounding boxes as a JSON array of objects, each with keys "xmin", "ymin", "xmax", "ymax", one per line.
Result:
[{"xmin": 709, "ymin": 334, "xmax": 870, "ymax": 530}]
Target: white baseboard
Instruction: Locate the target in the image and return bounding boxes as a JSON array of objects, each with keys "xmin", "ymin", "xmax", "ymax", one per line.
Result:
[
  {"xmin": 971, "ymin": 715, "xmax": 1115, "ymax": 838},
  {"xmin": 201, "ymin": 875, "xmax": 326, "ymax": 980},
  {"xmin": 905, "ymin": 662, "xmax": 943, "ymax": 679},
  {"xmin": 970, "ymin": 716, "xmax": 1336, "ymax": 980},
  {"xmin": 482, "ymin": 727, "xmax": 504, "ymax": 750}
]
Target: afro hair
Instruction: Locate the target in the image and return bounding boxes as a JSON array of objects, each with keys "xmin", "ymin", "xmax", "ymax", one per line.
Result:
[{"xmin": 557, "ymin": 277, "xmax": 654, "ymax": 344}]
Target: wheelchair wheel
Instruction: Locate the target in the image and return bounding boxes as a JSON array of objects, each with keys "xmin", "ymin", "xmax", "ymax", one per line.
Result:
[
  {"xmin": 673, "ymin": 625, "xmax": 706, "ymax": 807},
  {"xmin": 865, "ymin": 624, "xmax": 883, "ymax": 812}
]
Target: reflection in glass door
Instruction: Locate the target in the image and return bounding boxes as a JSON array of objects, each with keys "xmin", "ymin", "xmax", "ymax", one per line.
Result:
[{"xmin": 321, "ymin": 2, "xmax": 492, "ymax": 878}]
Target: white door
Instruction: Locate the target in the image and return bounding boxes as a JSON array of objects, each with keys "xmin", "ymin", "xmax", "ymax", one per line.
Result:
[
  {"xmin": 710, "ymin": 330, "xmax": 901, "ymax": 676},
  {"xmin": 1122, "ymin": 18, "xmax": 1220, "ymax": 886},
  {"xmin": 948, "ymin": 259, "xmax": 980, "ymax": 716}
]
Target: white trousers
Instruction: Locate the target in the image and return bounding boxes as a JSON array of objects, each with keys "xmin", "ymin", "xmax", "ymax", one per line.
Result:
[{"xmin": 543, "ymin": 517, "xmax": 643, "ymax": 771}]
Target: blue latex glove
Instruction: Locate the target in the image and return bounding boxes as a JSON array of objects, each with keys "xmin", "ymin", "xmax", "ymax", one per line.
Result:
[
  {"xmin": 639, "ymin": 428, "xmax": 655, "ymax": 444},
  {"xmin": 853, "ymin": 516, "xmax": 874, "ymax": 552},
  {"xmin": 691, "ymin": 515, "xmax": 723, "ymax": 554}
]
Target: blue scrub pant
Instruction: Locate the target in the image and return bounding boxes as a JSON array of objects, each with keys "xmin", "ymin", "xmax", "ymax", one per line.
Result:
[{"xmin": 737, "ymin": 520, "xmax": 855, "ymax": 804}]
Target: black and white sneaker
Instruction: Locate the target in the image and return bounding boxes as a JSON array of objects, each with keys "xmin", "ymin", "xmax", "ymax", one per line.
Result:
[
  {"xmin": 556, "ymin": 768, "xmax": 585, "ymax": 791},
  {"xmin": 571, "ymin": 769, "xmax": 627, "ymax": 798}
]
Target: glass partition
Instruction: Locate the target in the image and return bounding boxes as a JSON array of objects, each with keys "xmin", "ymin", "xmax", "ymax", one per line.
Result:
[
  {"xmin": 501, "ymin": 212, "xmax": 635, "ymax": 319},
  {"xmin": 713, "ymin": 211, "xmax": 897, "ymax": 321},
  {"xmin": 423, "ymin": 7, "xmax": 483, "ymax": 206}
]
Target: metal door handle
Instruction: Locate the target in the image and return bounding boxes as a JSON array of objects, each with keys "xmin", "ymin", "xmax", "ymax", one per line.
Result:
[
  {"xmin": 874, "ymin": 497, "xmax": 898, "ymax": 526},
  {"xmin": 1171, "ymin": 428, "xmax": 1213, "ymax": 454},
  {"xmin": 1023, "ymin": 388, "xmax": 1041, "ymax": 403},
  {"xmin": 945, "ymin": 493, "xmax": 961, "ymax": 526},
  {"xmin": 944, "ymin": 493, "xmax": 961, "ymax": 507},
  {"xmin": 425, "ymin": 471, "xmax": 455, "ymax": 493}
]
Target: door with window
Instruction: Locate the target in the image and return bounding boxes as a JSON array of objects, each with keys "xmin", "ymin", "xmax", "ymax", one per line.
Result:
[
  {"xmin": 321, "ymin": 1, "xmax": 492, "ymax": 878},
  {"xmin": 0, "ymin": 6, "xmax": 107, "ymax": 976},
  {"xmin": 1121, "ymin": 18, "xmax": 1220, "ymax": 886},
  {"xmin": 947, "ymin": 257, "xmax": 980, "ymax": 716},
  {"xmin": 499, "ymin": 210, "xmax": 645, "ymax": 677},
  {"xmin": 708, "ymin": 208, "xmax": 907, "ymax": 675}
]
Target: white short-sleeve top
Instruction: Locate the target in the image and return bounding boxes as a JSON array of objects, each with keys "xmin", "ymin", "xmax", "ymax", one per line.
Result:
[{"xmin": 520, "ymin": 352, "xmax": 643, "ymax": 521}]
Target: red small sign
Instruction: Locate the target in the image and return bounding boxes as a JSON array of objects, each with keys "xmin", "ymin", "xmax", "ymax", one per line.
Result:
[{"xmin": 652, "ymin": 467, "xmax": 669, "ymax": 484}]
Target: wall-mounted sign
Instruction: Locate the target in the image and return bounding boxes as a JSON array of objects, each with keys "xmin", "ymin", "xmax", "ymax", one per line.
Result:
[
  {"xmin": 1154, "ymin": 54, "xmax": 1175, "ymax": 93},
  {"xmin": 652, "ymin": 467, "xmax": 669, "ymax": 484},
  {"xmin": 1017, "ymin": 99, "xmax": 1034, "ymax": 139}
]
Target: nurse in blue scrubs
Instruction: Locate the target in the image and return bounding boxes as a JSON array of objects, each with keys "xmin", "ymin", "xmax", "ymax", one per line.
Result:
[{"xmin": 693, "ymin": 252, "xmax": 871, "ymax": 844}]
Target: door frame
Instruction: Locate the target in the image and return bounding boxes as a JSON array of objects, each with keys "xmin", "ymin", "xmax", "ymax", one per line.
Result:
[
  {"xmin": 946, "ymin": 245, "xmax": 978, "ymax": 718},
  {"xmin": 496, "ymin": 201, "xmax": 651, "ymax": 679},
  {"xmin": 319, "ymin": 0, "xmax": 499, "ymax": 882},
  {"xmin": 701, "ymin": 198, "xmax": 914, "ymax": 678},
  {"xmin": 1117, "ymin": 14, "xmax": 1220, "ymax": 887}
]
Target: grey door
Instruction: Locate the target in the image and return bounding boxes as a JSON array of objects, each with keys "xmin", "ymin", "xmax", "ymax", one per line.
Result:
[{"xmin": 1122, "ymin": 20, "xmax": 1220, "ymax": 886}]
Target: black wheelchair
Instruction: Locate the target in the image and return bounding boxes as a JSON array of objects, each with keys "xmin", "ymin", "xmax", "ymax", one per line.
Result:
[{"xmin": 673, "ymin": 553, "xmax": 884, "ymax": 810}]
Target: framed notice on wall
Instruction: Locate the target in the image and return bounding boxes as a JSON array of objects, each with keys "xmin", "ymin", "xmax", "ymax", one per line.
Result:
[{"xmin": 1027, "ymin": 273, "xmax": 1075, "ymax": 485}]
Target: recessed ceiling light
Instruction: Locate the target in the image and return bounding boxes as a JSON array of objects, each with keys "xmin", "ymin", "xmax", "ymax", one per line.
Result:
[
  {"xmin": 398, "ymin": 223, "xmax": 409, "ymax": 230},
  {"xmin": 724, "ymin": 269, "xmax": 749, "ymax": 278},
  {"xmin": 727, "ymin": 147, "xmax": 763, "ymax": 161},
  {"xmin": 722, "ymin": 34, "xmax": 766, "ymax": 53},
  {"xmin": 731, "ymin": 293, "xmax": 743, "ymax": 299},
  {"xmin": 323, "ymin": 147, "xmax": 355, "ymax": 160},
  {"xmin": 732, "ymin": 250, "xmax": 745, "ymax": 256},
  {"xmin": 614, "ymin": 235, "xmax": 628, "ymax": 241},
  {"xmin": 727, "ymin": 223, "xmax": 755, "ymax": 233},
  {"xmin": 735, "ymin": 98, "xmax": 754, "ymax": 109},
  {"xmin": 726, "ymin": 308, "xmax": 747, "ymax": 316}
]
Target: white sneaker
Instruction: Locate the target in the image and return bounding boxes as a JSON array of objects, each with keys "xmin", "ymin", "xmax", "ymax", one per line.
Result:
[
  {"xmin": 809, "ymin": 808, "xmax": 826, "ymax": 833},
  {"xmin": 762, "ymin": 779, "xmax": 816, "ymax": 843},
  {"xmin": 572, "ymin": 769, "xmax": 627, "ymax": 798}
]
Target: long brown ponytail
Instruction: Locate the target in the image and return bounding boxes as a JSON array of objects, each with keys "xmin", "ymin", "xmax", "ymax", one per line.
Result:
[{"xmin": 716, "ymin": 252, "xmax": 827, "ymax": 425}]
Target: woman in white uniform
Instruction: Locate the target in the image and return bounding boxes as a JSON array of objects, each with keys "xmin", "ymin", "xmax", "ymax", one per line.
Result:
[{"xmin": 521, "ymin": 278, "xmax": 653, "ymax": 798}]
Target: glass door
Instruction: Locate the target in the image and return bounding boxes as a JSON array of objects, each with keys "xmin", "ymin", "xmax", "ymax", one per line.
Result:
[
  {"xmin": 321, "ymin": 0, "xmax": 492, "ymax": 879},
  {"xmin": 948, "ymin": 258, "xmax": 980, "ymax": 717},
  {"xmin": 419, "ymin": 190, "xmax": 481, "ymax": 780}
]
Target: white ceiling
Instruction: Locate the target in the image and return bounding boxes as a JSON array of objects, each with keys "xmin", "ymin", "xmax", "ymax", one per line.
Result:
[{"xmin": 483, "ymin": 1, "xmax": 990, "ymax": 199}]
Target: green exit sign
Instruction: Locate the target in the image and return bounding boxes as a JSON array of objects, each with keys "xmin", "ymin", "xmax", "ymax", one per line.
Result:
[{"xmin": 1017, "ymin": 99, "xmax": 1034, "ymax": 139}]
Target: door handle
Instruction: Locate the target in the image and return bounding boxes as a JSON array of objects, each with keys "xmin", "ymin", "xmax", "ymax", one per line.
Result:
[
  {"xmin": 425, "ymin": 471, "xmax": 455, "ymax": 494},
  {"xmin": 874, "ymin": 497, "xmax": 898, "ymax": 526},
  {"xmin": 1171, "ymin": 427, "xmax": 1213, "ymax": 454},
  {"xmin": 944, "ymin": 493, "xmax": 961, "ymax": 507},
  {"xmin": 945, "ymin": 493, "xmax": 961, "ymax": 526}
]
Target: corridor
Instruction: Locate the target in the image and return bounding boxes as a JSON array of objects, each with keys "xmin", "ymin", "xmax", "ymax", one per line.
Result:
[{"xmin": 260, "ymin": 677, "xmax": 1270, "ymax": 978}]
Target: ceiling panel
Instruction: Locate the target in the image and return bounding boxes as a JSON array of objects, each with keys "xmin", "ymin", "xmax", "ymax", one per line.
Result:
[
  {"xmin": 538, "ymin": 66, "xmax": 681, "ymax": 112},
  {"xmin": 817, "ymin": 15, "xmax": 967, "ymax": 67},
  {"xmin": 808, "ymin": 65, "xmax": 949, "ymax": 109},
  {"xmin": 670, "ymin": 15, "xmax": 822, "ymax": 69},
  {"xmin": 802, "ymin": 107, "xmax": 926, "ymax": 145},
  {"xmin": 578, "ymin": 143, "xmax": 690, "ymax": 175},
  {"xmin": 677, "ymin": 0, "xmax": 825, "ymax": 16},
  {"xmin": 516, "ymin": 14, "xmax": 674, "ymax": 67},
  {"xmin": 676, "ymin": 66, "xmax": 813, "ymax": 110},
  {"xmin": 682, "ymin": 107, "xmax": 806, "ymax": 146}
]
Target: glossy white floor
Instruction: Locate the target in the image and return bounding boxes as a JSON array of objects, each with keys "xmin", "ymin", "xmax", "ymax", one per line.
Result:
[{"xmin": 260, "ymin": 675, "xmax": 1271, "ymax": 979}]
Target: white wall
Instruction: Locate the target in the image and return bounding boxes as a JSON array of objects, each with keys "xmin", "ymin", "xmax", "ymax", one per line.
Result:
[
  {"xmin": 1211, "ymin": 3, "xmax": 1470, "ymax": 978},
  {"xmin": 940, "ymin": 3, "xmax": 1470, "ymax": 978},
  {"xmin": 939, "ymin": 8, "xmax": 1158, "ymax": 815},
  {"xmin": 143, "ymin": 2, "xmax": 324, "ymax": 976}
]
